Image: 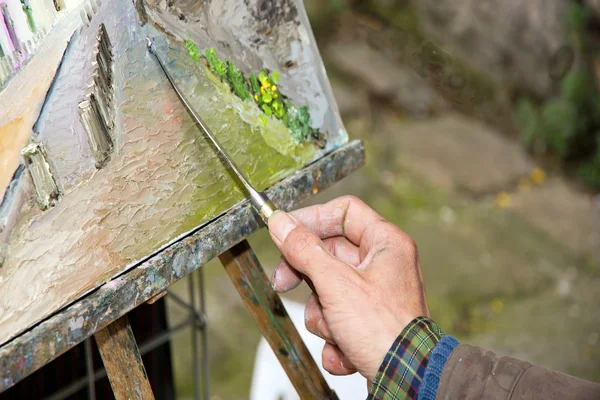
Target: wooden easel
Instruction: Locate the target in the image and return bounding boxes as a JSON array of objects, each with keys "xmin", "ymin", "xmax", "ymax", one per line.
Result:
[
  {"xmin": 94, "ymin": 239, "xmax": 337, "ymax": 399},
  {"xmin": 0, "ymin": 140, "xmax": 364, "ymax": 400}
]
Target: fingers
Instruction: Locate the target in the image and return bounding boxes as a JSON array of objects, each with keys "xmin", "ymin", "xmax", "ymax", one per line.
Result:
[
  {"xmin": 271, "ymin": 258, "xmax": 303, "ymax": 292},
  {"xmin": 272, "ymin": 237, "xmax": 360, "ymax": 293},
  {"xmin": 304, "ymin": 293, "xmax": 334, "ymax": 342},
  {"xmin": 268, "ymin": 211, "xmax": 349, "ymax": 282},
  {"xmin": 322, "ymin": 342, "xmax": 357, "ymax": 376},
  {"xmin": 290, "ymin": 195, "xmax": 383, "ymax": 246}
]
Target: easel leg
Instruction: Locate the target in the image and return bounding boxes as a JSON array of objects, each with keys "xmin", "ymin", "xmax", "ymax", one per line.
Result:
[
  {"xmin": 219, "ymin": 240, "xmax": 338, "ymax": 400},
  {"xmin": 94, "ymin": 315, "xmax": 156, "ymax": 400}
]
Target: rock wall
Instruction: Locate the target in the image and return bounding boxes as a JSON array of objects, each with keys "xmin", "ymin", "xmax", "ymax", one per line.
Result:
[
  {"xmin": 587, "ymin": 0, "xmax": 600, "ymax": 18},
  {"xmin": 415, "ymin": 0, "xmax": 574, "ymax": 98}
]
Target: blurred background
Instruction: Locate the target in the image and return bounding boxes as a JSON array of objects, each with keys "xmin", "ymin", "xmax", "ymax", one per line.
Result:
[{"xmin": 164, "ymin": 0, "xmax": 600, "ymax": 398}]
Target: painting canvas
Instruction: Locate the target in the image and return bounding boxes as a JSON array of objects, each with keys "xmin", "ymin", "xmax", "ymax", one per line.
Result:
[{"xmin": 0, "ymin": 0, "xmax": 347, "ymax": 345}]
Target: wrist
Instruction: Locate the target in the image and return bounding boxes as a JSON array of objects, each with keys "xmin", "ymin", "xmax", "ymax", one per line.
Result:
[{"xmin": 368, "ymin": 316, "xmax": 445, "ymax": 400}]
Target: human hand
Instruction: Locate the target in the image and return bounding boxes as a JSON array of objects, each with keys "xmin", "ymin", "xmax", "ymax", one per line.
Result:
[{"xmin": 268, "ymin": 196, "xmax": 429, "ymax": 382}]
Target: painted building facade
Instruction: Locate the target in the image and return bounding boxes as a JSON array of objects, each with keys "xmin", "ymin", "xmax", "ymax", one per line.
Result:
[{"xmin": 0, "ymin": 0, "xmax": 83, "ymax": 84}]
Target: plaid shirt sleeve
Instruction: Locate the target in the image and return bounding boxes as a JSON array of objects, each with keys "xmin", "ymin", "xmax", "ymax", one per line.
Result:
[{"xmin": 367, "ymin": 317, "xmax": 446, "ymax": 400}]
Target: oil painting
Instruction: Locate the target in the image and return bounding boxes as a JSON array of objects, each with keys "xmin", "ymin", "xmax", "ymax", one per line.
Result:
[{"xmin": 0, "ymin": 0, "xmax": 347, "ymax": 345}]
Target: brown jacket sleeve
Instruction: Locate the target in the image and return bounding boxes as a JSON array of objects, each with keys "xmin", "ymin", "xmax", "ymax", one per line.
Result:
[{"xmin": 436, "ymin": 344, "xmax": 600, "ymax": 400}]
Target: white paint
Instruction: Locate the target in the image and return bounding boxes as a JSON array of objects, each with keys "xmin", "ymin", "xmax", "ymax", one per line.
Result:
[
  {"xmin": 63, "ymin": 0, "xmax": 84, "ymax": 11},
  {"xmin": 249, "ymin": 298, "xmax": 368, "ymax": 400},
  {"xmin": 68, "ymin": 315, "xmax": 84, "ymax": 331},
  {"xmin": 29, "ymin": 0, "xmax": 58, "ymax": 35},
  {"xmin": 3, "ymin": 0, "xmax": 34, "ymax": 45}
]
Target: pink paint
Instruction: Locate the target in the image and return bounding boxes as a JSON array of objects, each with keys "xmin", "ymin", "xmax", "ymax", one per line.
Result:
[{"xmin": 15, "ymin": 357, "xmax": 26, "ymax": 370}]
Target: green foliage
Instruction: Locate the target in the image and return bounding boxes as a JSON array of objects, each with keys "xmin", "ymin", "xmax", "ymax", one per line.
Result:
[
  {"xmin": 272, "ymin": 99, "xmax": 285, "ymax": 119},
  {"xmin": 250, "ymin": 65, "xmax": 317, "ymax": 143},
  {"xmin": 327, "ymin": 0, "xmax": 348, "ymax": 12},
  {"xmin": 261, "ymin": 103, "xmax": 272, "ymax": 116},
  {"xmin": 516, "ymin": 99, "xmax": 538, "ymax": 146},
  {"xmin": 249, "ymin": 74, "xmax": 260, "ymax": 93},
  {"xmin": 567, "ymin": 1, "xmax": 590, "ymax": 35},
  {"xmin": 185, "ymin": 41, "xmax": 320, "ymax": 144},
  {"xmin": 579, "ymin": 145, "xmax": 600, "ymax": 187},
  {"xmin": 286, "ymin": 105, "xmax": 319, "ymax": 143},
  {"xmin": 204, "ymin": 48, "xmax": 227, "ymax": 80},
  {"xmin": 258, "ymin": 70, "xmax": 268, "ymax": 84},
  {"xmin": 515, "ymin": 3, "xmax": 600, "ymax": 188},
  {"xmin": 184, "ymin": 40, "xmax": 200, "ymax": 62},
  {"xmin": 517, "ymin": 70, "xmax": 600, "ymax": 187},
  {"xmin": 226, "ymin": 61, "xmax": 250, "ymax": 100},
  {"xmin": 262, "ymin": 92, "xmax": 273, "ymax": 103}
]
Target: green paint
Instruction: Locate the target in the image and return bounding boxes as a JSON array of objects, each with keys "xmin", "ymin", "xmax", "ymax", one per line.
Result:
[
  {"xmin": 204, "ymin": 47, "xmax": 227, "ymax": 79},
  {"xmin": 227, "ymin": 60, "xmax": 251, "ymax": 100},
  {"xmin": 116, "ymin": 39, "xmax": 316, "ymax": 263},
  {"xmin": 20, "ymin": 0, "xmax": 35, "ymax": 32},
  {"xmin": 184, "ymin": 39, "xmax": 200, "ymax": 62},
  {"xmin": 246, "ymin": 265, "xmax": 302, "ymax": 365},
  {"xmin": 197, "ymin": 43, "xmax": 320, "ymax": 144}
]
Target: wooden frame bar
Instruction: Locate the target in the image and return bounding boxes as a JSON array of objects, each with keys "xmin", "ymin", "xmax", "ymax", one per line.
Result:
[
  {"xmin": 220, "ymin": 240, "xmax": 338, "ymax": 400},
  {"xmin": 94, "ymin": 316, "xmax": 155, "ymax": 400}
]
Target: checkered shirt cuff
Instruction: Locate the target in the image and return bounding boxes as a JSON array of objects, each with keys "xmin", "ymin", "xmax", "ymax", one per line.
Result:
[{"xmin": 367, "ymin": 317, "xmax": 445, "ymax": 400}]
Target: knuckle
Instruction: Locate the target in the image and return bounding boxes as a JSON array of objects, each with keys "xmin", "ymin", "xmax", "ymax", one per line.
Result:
[
  {"xmin": 369, "ymin": 220, "xmax": 399, "ymax": 249},
  {"xmin": 383, "ymin": 225, "xmax": 417, "ymax": 258},
  {"xmin": 339, "ymin": 194, "xmax": 361, "ymax": 204},
  {"xmin": 339, "ymin": 194, "xmax": 367, "ymax": 211},
  {"xmin": 400, "ymin": 234, "xmax": 418, "ymax": 259}
]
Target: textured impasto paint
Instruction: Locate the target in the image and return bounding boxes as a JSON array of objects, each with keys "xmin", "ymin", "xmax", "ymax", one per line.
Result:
[{"xmin": 0, "ymin": 0, "xmax": 347, "ymax": 345}]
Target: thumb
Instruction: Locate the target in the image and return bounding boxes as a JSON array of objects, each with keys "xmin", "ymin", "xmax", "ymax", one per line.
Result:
[{"xmin": 268, "ymin": 211, "xmax": 347, "ymax": 281}]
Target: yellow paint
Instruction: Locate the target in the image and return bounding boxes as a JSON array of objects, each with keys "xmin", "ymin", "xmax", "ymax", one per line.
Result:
[{"xmin": 0, "ymin": 117, "xmax": 29, "ymax": 198}]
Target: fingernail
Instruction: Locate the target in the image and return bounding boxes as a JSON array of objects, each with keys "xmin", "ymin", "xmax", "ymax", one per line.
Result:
[
  {"xmin": 271, "ymin": 268, "xmax": 279, "ymax": 292},
  {"xmin": 269, "ymin": 211, "xmax": 297, "ymax": 244}
]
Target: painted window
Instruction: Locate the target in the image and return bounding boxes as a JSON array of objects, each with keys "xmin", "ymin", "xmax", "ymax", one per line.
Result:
[{"xmin": 21, "ymin": 141, "xmax": 59, "ymax": 210}]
